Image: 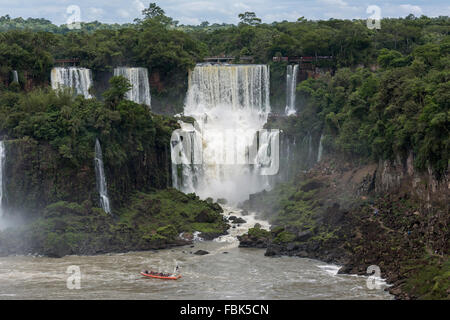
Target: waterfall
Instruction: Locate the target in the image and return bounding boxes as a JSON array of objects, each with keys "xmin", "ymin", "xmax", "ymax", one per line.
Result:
[
  {"xmin": 94, "ymin": 139, "xmax": 111, "ymax": 214},
  {"xmin": 12, "ymin": 70, "xmax": 18, "ymax": 83},
  {"xmin": 51, "ymin": 67, "xmax": 93, "ymax": 99},
  {"xmin": 172, "ymin": 64, "xmax": 272, "ymax": 204},
  {"xmin": 285, "ymin": 64, "xmax": 298, "ymax": 116},
  {"xmin": 317, "ymin": 134, "xmax": 324, "ymax": 162},
  {"xmin": 0, "ymin": 141, "xmax": 5, "ymax": 217},
  {"xmin": 114, "ymin": 67, "xmax": 151, "ymax": 107}
]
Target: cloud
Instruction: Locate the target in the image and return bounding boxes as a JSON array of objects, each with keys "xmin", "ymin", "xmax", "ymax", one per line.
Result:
[
  {"xmin": 0, "ymin": 0, "xmax": 446, "ymax": 25},
  {"xmin": 133, "ymin": 0, "xmax": 145, "ymax": 12},
  {"xmin": 398, "ymin": 4, "xmax": 423, "ymax": 16},
  {"xmin": 319, "ymin": 0, "xmax": 348, "ymax": 6}
]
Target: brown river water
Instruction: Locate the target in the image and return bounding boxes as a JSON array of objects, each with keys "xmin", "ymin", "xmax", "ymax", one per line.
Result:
[{"xmin": 0, "ymin": 208, "xmax": 392, "ymax": 300}]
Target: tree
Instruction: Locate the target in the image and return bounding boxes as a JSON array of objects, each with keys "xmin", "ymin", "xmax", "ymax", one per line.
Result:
[
  {"xmin": 142, "ymin": 3, "xmax": 166, "ymax": 20},
  {"xmin": 103, "ymin": 76, "xmax": 132, "ymax": 107},
  {"xmin": 136, "ymin": 2, "xmax": 177, "ymax": 27},
  {"xmin": 238, "ymin": 12, "xmax": 262, "ymax": 26}
]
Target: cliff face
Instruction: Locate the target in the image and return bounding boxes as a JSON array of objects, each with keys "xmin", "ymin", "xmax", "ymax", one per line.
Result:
[
  {"xmin": 2, "ymin": 137, "xmax": 171, "ymax": 219},
  {"xmin": 241, "ymin": 152, "xmax": 449, "ymax": 299},
  {"xmin": 4, "ymin": 139, "xmax": 97, "ymax": 217},
  {"xmin": 374, "ymin": 151, "xmax": 449, "ymax": 207}
]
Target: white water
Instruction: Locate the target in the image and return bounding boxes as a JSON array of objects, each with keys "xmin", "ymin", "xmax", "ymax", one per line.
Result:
[
  {"xmin": 0, "ymin": 205, "xmax": 392, "ymax": 299},
  {"xmin": 0, "ymin": 141, "xmax": 5, "ymax": 217},
  {"xmin": 114, "ymin": 67, "xmax": 151, "ymax": 107},
  {"xmin": 285, "ymin": 64, "xmax": 298, "ymax": 116},
  {"xmin": 94, "ymin": 139, "xmax": 111, "ymax": 214},
  {"xmin": 317, "ymin": 133, "xmax": 324, "ymax": 162},
  {"xmin": 173, "ymin": 64, "xmax": 272, "ymax": 204},
  {"xmin": 51, "ymin": 67, "xmax": 93, "ymax": 99}
]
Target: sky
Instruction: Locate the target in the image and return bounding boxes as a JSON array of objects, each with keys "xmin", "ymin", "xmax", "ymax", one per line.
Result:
[{"xmin": 0, "ymin": 0, "xmax": 449, "ymax": 26}]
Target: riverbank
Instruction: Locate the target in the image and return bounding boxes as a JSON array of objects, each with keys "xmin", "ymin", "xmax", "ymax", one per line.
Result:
[
  {"xmin": 0, "ymin": 189, "xmax": 229, "ymax": 258},
  {"xmin": 0, "ymin": 209, "xmax": 392, "ymax": 300},
  {"xmin": 239, "ymin": 158, "xmax": 449, "ymax": 300}
]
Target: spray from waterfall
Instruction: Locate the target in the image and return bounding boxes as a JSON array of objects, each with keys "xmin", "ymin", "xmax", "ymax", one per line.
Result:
[
  {"xmin": 285, "ymin": 65, "xmax": 298, "ymax": 116},
  {"xmin": 172, "ymin": 64, "xmax": 273, "ymax": 204},
  {"xmin": 94, "ymin": 139, "xmax": 111, "ymax": 214},
  {"xmin": 114, "ymin": 67, "xmax": 151, "ymax": 107},
  {"xmin": 51, "ymin": 67, "xmax": 93, "ymax": 99},
  {"xmin": 0, "ymin": 141, "xmax": 5, "ymax": 217}
]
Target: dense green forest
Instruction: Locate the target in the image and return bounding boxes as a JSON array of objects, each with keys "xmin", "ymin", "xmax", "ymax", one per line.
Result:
[{"xmin": 0, "ymin": 4, "xmax": 449, "ymax": 176}]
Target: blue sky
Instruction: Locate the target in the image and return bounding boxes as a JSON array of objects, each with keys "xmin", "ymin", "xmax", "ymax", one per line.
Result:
[{"xmin": 1, "ymin": 0, "xmax": 449, "ymax": 25}]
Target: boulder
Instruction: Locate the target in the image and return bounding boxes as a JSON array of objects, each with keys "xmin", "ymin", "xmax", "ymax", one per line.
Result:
[{"xmin": 194, "ymin": 250, "xmax": 209, "ymax": 255}]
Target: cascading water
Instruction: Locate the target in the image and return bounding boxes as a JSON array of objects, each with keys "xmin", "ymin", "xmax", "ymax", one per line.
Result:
[
  {"xmin": 114, "ymin": 67, "xmax": 151, "ymax": 107},
  {"xmin": 51, "ymin": 67, "xmax": 93, "ymax": 99},
  {"xmin": 0, "ymin": 141, "xmax": 5, "ymax": 217},
  {"xmin": 94, "ymin": 139, "xmax": 111, "ymax": 214},
  {"xmin": 317, "ymin": 133, "xmax": 324, "ymax": 162},
  {"xmin": 12, "ymin": 70, "xmax": 18, "ymax": 83},
  {"xmin": 172, "ymin": 64, "xmax": 273, "ymax": 204},
  {"xmin": 285, "ymin": 64, "xmax": 298, "ymax": 116}
]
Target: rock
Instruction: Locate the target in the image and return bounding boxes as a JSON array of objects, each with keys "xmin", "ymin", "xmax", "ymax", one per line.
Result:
[
  {"xmin": 254, "ymin": 223, "xmax": 262, "ymax": 229},
  {"xmin": 194, "ymin": 250, "xmax": 209, "ymax": 255},
  {"xmin": 296, "ymin": 251, "xmax": 309, "ymax": 258},
  {"xmin": 286, "ymin": 243, "xmax": 298, "ymax": 251},
  {"xmin": 223, "ymin": 252, "xmax": 228, "ymax": 254},
  {"xmin": 241, "ymin": 210, "xmax": 249, "ymax": 216},
  {"xmin": 296, "ymin": 230, "xmax": 313, "ymax": 242},
  {"xmin": 217, "ymin": 198, "xmax": 228, "ymax": 205},
  {"xmin": 233, "ymin": 217, "xmax": 246, "ymax": 224}
]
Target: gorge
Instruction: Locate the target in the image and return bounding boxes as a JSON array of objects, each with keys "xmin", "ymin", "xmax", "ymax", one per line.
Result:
[{"xmin": 0, "ymin": 9, "xmax": 448, "ymax": 301}]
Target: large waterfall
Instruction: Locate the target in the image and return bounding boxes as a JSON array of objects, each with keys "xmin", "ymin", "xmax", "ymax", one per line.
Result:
[
  {"xmin": 0, "ymin": 141, "xmax": 5, "ymax": 217},
  {"xmin": 51, "ymin": 67, "xmax": 93, "ymax": 99},
  {"xmin": 94, "ymin": 139, "xmax": 111, "ymax": 214},
  {"xmin": 285, "ymin": 64, "xmax": 298, "ymax": 116},
  {"xmin": 114, "ymin": 67, "xmax": 151, "ymax": 107},
  {"xmin": 172, "ymin": 64, "xmax": 274, "ymax": 204}
]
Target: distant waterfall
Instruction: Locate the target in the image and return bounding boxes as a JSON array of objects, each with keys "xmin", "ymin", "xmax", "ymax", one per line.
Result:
[
  {"xmin": 94, "ymin": 139, "xmax": 111, "ymax": 214},
  {"xmin": 114, "ymin": 67, "xmax": 151, "ymax": 107},
  {"xmin": 0, "ymin": 141, "xmax": 5, "ymax": 217},
  {"xmin": 51, "ymin": 67, "xmax": 93, "ymax": 99},
  {"xmin": 172, "ymin": 64, "xmax": 273, "ymax": 204},
  {"xmin": 285, "ymin": 65, "xmax": 298, "ymax": 116},
  {"xmin": 12, "ymin": 70, "xmax": 18, "ymax": 83},
  {"xmin": 317, "ymin": 134, "xmax": 324, "ymax": 162}
]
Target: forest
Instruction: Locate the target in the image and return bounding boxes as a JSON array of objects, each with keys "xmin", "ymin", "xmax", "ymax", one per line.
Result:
[{"xmin": 0, "ymin": 4, "xmax": 448, "ymax": 177}]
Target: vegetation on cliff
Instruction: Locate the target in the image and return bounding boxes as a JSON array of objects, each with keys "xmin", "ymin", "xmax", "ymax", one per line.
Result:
[
  {"xmin": 241, "ymin": 160, "xmax": 449, "ymax": 300},
  {"xmin": 0, "ymin": 188, "xmax": 228, "ymax": 257}
]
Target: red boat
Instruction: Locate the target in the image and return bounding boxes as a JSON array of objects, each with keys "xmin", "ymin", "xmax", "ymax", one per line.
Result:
[{"xmin": 140, "ymin": 271, "xmax": 182, "ymax": 280}]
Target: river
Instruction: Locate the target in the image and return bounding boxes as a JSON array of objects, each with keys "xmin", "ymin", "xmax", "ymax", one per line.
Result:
[{"xmin": 0, "ymin": 208, "xmax": 392, "ymax": 300}]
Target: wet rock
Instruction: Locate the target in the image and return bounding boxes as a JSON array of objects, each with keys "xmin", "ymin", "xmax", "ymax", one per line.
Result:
[
  {"xmin": 296, "ymin": 251, "xmax": 309, "ymax": 258},
  {"xmin": 295, "ymin": 230, "xmax": 313, "ymax": 242},
  {"xmin": 234, "ymin": 217, "xmax": 246, "ymax": 224},
  {"xmin": 194, "ymin": 250, "xmax": 209, "ymax": 255}
]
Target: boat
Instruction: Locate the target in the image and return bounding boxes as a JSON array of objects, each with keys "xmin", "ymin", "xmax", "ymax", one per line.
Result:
[{"xmin": 140, "ymin": 271, "xmax": 182, "ymax": 280}]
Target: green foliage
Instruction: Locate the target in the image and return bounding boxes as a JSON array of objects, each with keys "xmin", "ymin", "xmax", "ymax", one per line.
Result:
[
  {"xmin": 278, "ymin": 36, "xmax": 449, "ymax": 176},
  {"xmin": 103, "ymin": 76, "xmax": 132, "ymax": 107}
]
